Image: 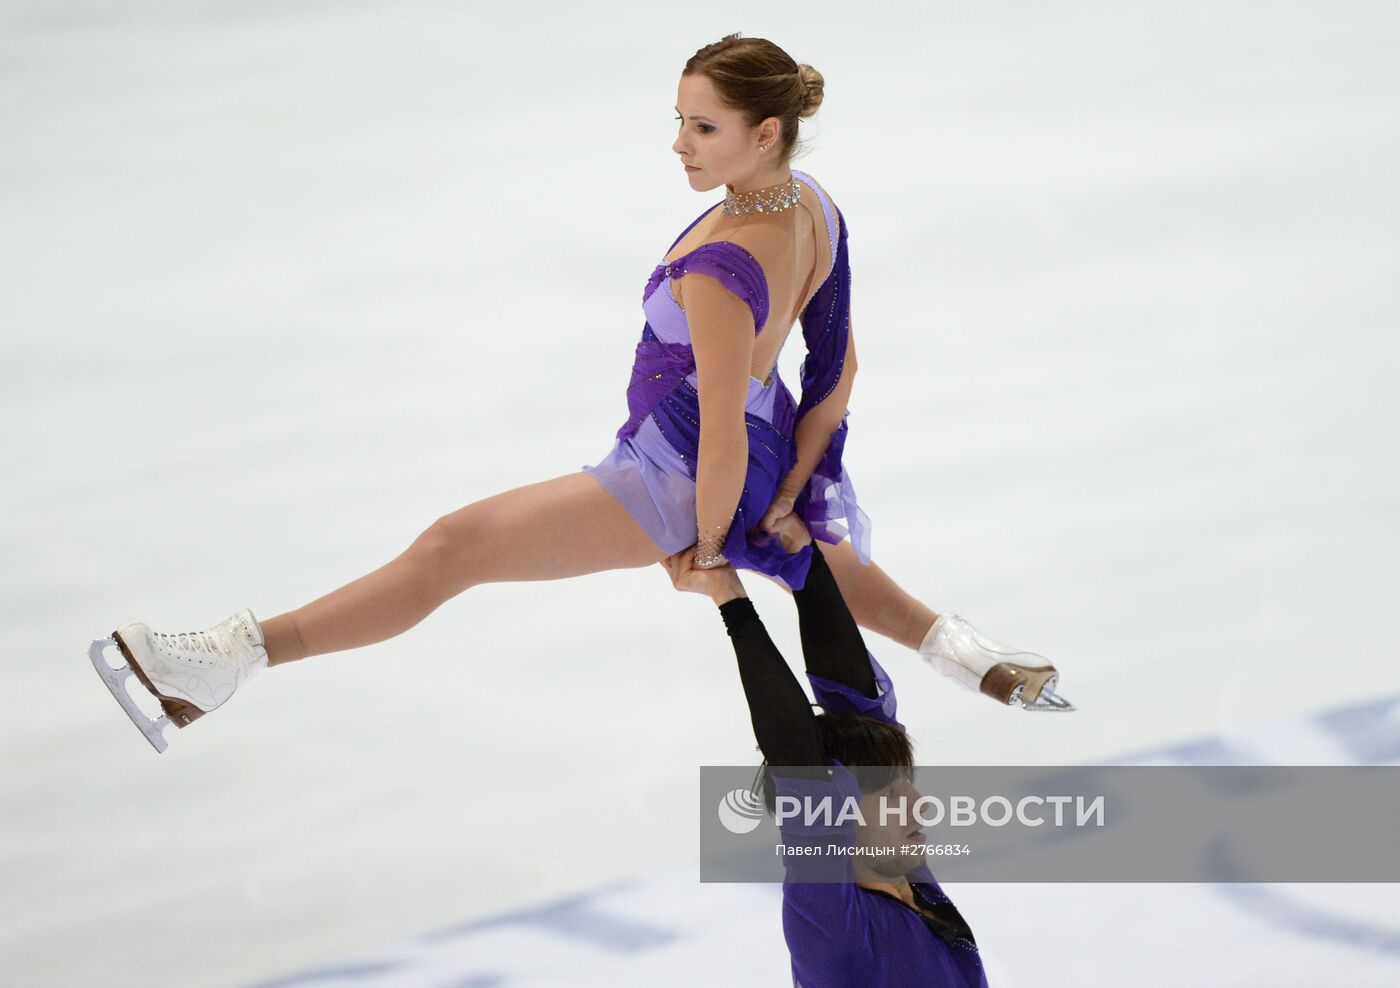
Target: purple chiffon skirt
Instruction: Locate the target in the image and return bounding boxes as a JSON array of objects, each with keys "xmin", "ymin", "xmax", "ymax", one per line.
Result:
[{"xmin": 583, "ymin": 364, "xmax": 870, "ymax": 591}]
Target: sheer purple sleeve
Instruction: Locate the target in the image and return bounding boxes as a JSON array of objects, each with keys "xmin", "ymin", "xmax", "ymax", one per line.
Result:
[{"xmin": 793, "ymin": 209, "xmax": 872, "ymax": 565}]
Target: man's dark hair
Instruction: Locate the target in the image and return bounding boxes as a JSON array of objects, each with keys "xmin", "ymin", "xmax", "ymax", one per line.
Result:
[{"xmin": 754, "ymin": 710, "xmax": 916, "ymax": 814}]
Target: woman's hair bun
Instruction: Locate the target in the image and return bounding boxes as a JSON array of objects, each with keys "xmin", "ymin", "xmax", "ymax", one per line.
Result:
[{"xmin": 797, "ymin": 63, "xmax": 825, "ymax": 118}]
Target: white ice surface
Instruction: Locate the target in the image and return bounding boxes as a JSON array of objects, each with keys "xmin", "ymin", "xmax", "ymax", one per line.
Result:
[{"xmin": 2, "ymin": 2, "xmax": 1398, "ymax": 986}]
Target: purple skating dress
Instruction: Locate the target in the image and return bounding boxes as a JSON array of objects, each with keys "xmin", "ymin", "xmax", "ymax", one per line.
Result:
[{"xmin": 582, "ymin": 169, "xmax": 871, "ymax": 591}]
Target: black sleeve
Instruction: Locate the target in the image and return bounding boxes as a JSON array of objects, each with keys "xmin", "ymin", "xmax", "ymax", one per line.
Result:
[
  {"xmin": 718, "ymin": 597, "xmax": 825, "ymax": 769},
  {"xmin": 791, "ymin": 542, "xmax": 879, "ymax": 699}
]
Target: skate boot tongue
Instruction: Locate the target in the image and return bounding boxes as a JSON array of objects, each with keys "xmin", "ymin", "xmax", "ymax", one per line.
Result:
[{"xmin": 160, "ymin": 609, "xmax": 266, "ymax": 670}]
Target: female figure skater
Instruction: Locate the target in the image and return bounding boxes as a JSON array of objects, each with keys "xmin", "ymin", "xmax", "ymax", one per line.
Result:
[
  {"xmin": 661, "ymin": 508, "xmax": 987, "ymax": 987},
  {"xmin": 89, "ymin": 34, "xmax": 1071, "ymax": 754}
]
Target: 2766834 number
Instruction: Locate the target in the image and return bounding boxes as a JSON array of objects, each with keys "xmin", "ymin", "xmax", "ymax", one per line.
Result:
[{"xmin": 900, "ymin": 843, "xmax": 971, "ymax": 856}]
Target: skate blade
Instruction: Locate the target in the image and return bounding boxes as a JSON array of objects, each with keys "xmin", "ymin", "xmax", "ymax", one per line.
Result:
[
  {"xmin": 1020, "ymin": 688, "xmax": 1076, "ymax": 712},
  {"xmin": 1014, "ymin": 671, "xmax": 1076, "ymax": 711},
  {"xmin": 88, "ymin": 637, "xmax": 171, "ymax": 753}
]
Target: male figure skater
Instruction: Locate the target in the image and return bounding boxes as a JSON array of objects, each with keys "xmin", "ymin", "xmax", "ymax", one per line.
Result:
[{"xmin": 662, "ymin": 513, "xmax": 989, "ymax": 987}]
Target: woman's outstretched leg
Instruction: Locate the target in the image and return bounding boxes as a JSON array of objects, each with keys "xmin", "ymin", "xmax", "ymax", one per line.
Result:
[
  {"xmin": 93, "ymin": 471, "xmax": 667, "ymax": 750},
  {"xmin": 262, "ymin": 471, "xmax": 666, "ymax": 665}
]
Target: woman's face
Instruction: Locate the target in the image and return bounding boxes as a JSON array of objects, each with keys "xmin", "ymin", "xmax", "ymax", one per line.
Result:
[{"xmin": 672, "ymin": 72, "xmax": 777, "ymax": 192}]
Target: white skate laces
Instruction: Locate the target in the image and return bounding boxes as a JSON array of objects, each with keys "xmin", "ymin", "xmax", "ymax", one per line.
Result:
[
  {"xmin": 88, "ymin": 608, "xmax": 270, "ymax": 752},
  {"xmin": 918, "ymin": 613, "xmax": 1075, "ymax": 712}
]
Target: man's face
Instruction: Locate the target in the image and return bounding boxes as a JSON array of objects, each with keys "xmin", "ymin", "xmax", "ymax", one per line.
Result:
[{"xmin": 855, "ymin": 773, "xmax": 928, "ymax": 878}]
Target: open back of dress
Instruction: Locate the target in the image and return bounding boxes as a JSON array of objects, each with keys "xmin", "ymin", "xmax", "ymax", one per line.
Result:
[{"xmin": 660, "ymin": 172, "xmax": 838, "ymax": 387}]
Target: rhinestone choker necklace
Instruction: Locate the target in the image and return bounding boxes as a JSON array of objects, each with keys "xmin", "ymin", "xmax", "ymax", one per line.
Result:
[{"xmin": 723, "ymin": 173, "xmax": 801, "ymax": 215}]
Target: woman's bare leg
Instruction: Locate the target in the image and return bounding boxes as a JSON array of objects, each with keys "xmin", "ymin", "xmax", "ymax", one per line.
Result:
[
  {"xmin": 765, "ymin": 537, "xmax": 938, "ymax": 652},
  {"xmin": 261, "ymin": 472, "xmax": 666, "ymax": 665}
]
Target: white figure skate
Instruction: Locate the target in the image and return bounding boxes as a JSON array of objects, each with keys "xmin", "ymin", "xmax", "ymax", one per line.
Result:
[
  {"xmin": 88, "ymin": 608, "xmax": 269, "ymax": 752},
  {"xmin": 919, "ymin": 613, "xmax": 1075, "ymax": 711}
]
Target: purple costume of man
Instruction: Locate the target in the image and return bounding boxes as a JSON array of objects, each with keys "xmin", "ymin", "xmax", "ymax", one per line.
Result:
[{"xmin": 774, "ymin": 652, "xmax": 989, "ymax": 987}]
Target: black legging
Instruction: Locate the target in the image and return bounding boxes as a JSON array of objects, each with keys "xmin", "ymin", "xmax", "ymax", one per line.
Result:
[{"xmin": 717, "ymin": 541, "xmax": 878, "ymax": 770}]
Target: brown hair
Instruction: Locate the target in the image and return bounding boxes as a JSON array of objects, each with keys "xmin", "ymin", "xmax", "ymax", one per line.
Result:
[
  {"xmin": 755, "ymin": 711, "xmax": 916, "ymax": 815},
  {"xmin": 683, "ymin": 32, "xmax": 825, "ymax": 163}
]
